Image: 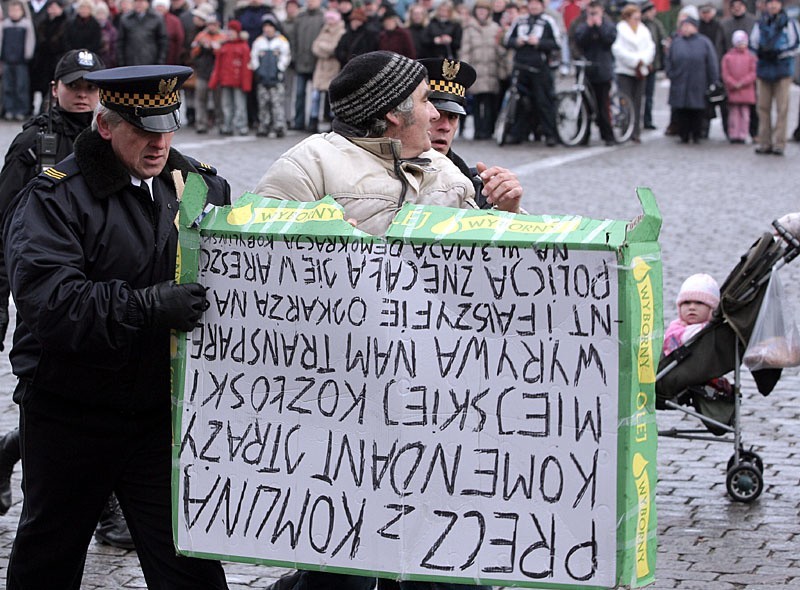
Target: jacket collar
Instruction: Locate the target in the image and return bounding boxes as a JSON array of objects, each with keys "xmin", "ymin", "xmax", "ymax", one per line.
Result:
[
  {"xmin": 73, "ymin": 128, "xmax": 196, "ymax": 200},
  {"xmin": 347, "ymin": 135, "xmax": 403, "ymax": 160}
]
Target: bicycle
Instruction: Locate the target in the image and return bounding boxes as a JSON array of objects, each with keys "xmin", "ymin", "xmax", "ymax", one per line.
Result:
[
  {"xmin": 555, "ymin": 59, "xmax": 634, "ymax": 146},
  {"xmin": 493, "ymin": 64, "xmax": 540, "ymax": 146}
]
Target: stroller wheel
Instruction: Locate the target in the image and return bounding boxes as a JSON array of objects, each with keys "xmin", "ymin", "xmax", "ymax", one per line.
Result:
[
  {"xmin": 726, "ymin": 462, "xmax": 764, "ymax": 503},
  {"xmin": 727, "ymin": 449, "xmax": 764, "ymax": 475}
]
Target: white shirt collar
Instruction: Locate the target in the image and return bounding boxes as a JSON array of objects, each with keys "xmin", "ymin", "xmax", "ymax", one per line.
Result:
[{"xmin": 130, "ymin": 176, "xmax": 155, "ymax": 199}]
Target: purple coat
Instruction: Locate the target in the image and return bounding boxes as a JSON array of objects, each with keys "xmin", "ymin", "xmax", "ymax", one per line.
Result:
[{"xmin": 721, "ymin": 47, "xmax": 757, "ymax": 105}]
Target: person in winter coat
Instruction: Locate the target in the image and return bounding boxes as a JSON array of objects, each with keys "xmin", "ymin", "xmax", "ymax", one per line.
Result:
[
  {"xmin": 153, "ymin": 0, "xmax": 185, "ymax": 65},
  {"xmin": 405, "ymin": 4, "xmax": 432, "ymax": 58},
  {"xmin": 611, "ymin": 3, "xmax": 654, "ymax": 142},
  {"xmin": 0, "ymin": 49, "xmax": 138, "ymax": 551},
  {"xmin": 424, "ymin": 0, "xmax": 462, "ymax": 58},
  {"xmin": 378, "ymin": 7, "xmax": 415, "ymax": 58},
  {"xmin": 31, "ymin": 0, "xmax": 69, "ymax": 110},
  {"xmin": 254, "ymin": 54, "xmax": 483, "ymax": 590},
  {"xmin": 749, "ymin": 0, "xmax": 799, "ymax": 155},
  {"xmin": 234, "ymin": 0, "xmax": 273, "ymax": 46},
  {"xmin": 459, "ymin": 0, "xmax": 504, "ymax": 139},
  {"xmin": 503, "ymin": 0, "xmax": 561, "ymax": 146},
  {"xmin": 250, "ymin": 14, "xmax": 291, "ymax": 136},
  {"xmin": 641, "ymin": 1, "xmax": 666, "ymax": 130},
  {"xmin": 209, "ymin": 20, "xmax": 252, "ymax": 135},
  {"xmin": 116, "ymin": 0, "xmax": 168, "ymax": 65},
  {"xmin": 720, "ymin": 0, "xmax": 757, "ymax": 138},
  {"xmin": 665, "ymin": 16, "xmax": 719, "ymax": 144},
  {"xmin": 721, "ymin": 30, "xmax": 756, "ymax": 142},
  {"xmin": 64, "ymin": 0, "xmax": 102, "ymax": 53},
  {"xmin": 311, "ymin": 9, "xmax": 345, "ymax": 130},
  {"xmin": 2, "ymin": 64, "xmax": 230, "ymax": 589},
  {"xmin": 335, "ymin": 6, "xmax": 379, "ymax": 66},
  {"xmin": 288, "ymin": 0, "xmax": 324, "ymax": 130},
  {"xmin": 574, "ymin": 0, "xmax": 617, "ymax": 145},
  {"xmin": 1, "ymin": 0, "xmax": 36, "ymax": 120},
  {"xmin": 190, "ymin": 9, "xmax": 226, "ymax": 133},
  {"xmin": 94, "ymin": 1, "xmax": 118, "ymax": 68}
]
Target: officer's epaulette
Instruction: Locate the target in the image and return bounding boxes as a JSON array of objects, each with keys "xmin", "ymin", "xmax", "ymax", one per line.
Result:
[
  {"xmin": 187, "ymin": 156, "xmax": 218, "ymax": 176},
  {"xmin": 38, "ymin": 156, "xmax": 80, "ymax": 185}
]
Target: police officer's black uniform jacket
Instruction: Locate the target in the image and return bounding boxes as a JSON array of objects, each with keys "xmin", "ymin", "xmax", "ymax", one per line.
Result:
[
  {"xmin": 446, "ymin": 148, "xmax": 489, "ymax": 209},
  {"xmin": 0, "ymin": 108, "xmax": 93, "ymax": 306},
  {"xmin": 0, "ymin": 107, "xmax": 91, "ymax": 216},
  {"xmin": 3, "ymin": 127, "xmax": 230, "ymax": 414}
]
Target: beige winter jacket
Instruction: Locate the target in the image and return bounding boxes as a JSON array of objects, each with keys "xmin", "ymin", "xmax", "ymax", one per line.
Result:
[
  {"xmin": 311, "ymin": 21, "xmax": 345, "ymax": 91},
  {"xmin": 460, "ymin": 17, "xmax": 504, "ymax": 94},
  {"xmin": 253, "ymin": 132, "xmax": 477, "ymax": 236}
]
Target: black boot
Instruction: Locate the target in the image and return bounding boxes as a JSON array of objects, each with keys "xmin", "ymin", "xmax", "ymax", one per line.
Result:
[
  {"xmin": 94, "ymin": 493, "xmax": 135, "ymax": 549},
  {"xmin": 0, "ymin": 428, "xmax": 21, "ymax": 515}
]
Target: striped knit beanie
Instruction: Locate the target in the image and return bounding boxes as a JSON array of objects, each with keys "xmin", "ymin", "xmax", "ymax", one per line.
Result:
[{"xmin": 329, "ymin": 51, "xmax": 427, "ymax": 128}]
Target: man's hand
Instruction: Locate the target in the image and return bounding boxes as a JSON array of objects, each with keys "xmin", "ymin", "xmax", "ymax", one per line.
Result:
[
  {"xmin": 129, "ymin": 281, "xmax": 209, "ymax": 332},
  {"xmin": 477, "ymin": 162, "xmax": 523, "ymax": 213},
  {"xmin": 775, "ymin": 212, "xmax": 800, "ymax": 239}
]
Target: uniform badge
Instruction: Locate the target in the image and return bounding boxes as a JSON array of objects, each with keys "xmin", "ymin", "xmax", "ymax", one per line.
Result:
[
  {"xmin": 442, "ymin": 59, "xmax": 460, "ymax": 81},
  {"xmin": 158, "ymin": 77, "xmax": 178, "ymax": 96},
  {"xmin": 77, "ymin": 50, "xmax": 95, "ymax": 67}
]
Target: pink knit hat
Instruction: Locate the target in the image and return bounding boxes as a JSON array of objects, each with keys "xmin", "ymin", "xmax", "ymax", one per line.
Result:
[{"xmin": 676, "ymin": 273, "xmax": 720, "ymax": 309}]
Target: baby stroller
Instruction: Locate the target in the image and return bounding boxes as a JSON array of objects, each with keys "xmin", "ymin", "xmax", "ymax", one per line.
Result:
[{"xmin": 656, "ymin": 220, "xmax": 800, "ymax": 503}]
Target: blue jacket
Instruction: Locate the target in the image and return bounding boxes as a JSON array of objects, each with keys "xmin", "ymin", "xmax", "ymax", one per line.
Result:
[{"xmin": 749, "ymin": 10, "xmax": 799, "ymax": 81}]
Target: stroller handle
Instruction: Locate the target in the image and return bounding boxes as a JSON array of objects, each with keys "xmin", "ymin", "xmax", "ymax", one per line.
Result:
[{"xmin": 772, "ymin": 219, "xmax": 800, "ymax": 264}]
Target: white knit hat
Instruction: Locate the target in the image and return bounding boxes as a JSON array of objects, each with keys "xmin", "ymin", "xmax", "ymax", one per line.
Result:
[{"xmin": 676, "ymin": 273, "xmax": 720, "ymax": 309}]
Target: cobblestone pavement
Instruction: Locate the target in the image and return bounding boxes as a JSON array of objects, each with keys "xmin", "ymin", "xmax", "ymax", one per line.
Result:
[{"xmin": 0, "ymin": 78, "xmax": 798, "ymax": 589}]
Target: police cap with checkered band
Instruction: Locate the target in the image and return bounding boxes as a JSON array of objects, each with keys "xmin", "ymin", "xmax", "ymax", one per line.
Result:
[
  {"xmin": 84, "ymin": 65, "xmax": 193, "ymax": 133},
  {"xmin": 418, "ymin": 58, "xmax": 477, "ymax": 116}
]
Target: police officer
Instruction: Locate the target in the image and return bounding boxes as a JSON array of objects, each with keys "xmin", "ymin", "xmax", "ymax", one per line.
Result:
[
  {"xmin": 0, "ymin": 49, "xmax": 133, "ymax": 551},
  {"xmin": 0, "ymin": 48, "xmax": 111, "ymax": 520},
  {"xmin": 420, "ymin": 57, "xmax": 524, "ymax": 213},
  {"xmin": 0, "ymin": 50, "xmax": 105, "ymax": 349},
  {"xmin": 3, "ymin": 65, "xmax": 230, "ymax": 589}
]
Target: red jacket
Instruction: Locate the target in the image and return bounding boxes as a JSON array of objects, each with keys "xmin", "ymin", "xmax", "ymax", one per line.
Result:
[
  {"xmin": 209, "ymin": 34, "xmax": 252, "ymax": 91},
  {"xmin": 378, "ymin": 27, "xmax": 416, "ymax": 59}
]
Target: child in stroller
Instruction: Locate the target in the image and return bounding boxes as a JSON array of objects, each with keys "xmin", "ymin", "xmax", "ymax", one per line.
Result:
[{"xmin": 662, "ymin": 273, "xmax": 734, "ymax": 434}]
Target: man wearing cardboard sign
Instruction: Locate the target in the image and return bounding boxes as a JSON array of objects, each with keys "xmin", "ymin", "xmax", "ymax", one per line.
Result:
[
  {"xmin": 420, "ymin": 56, "xmax": 523, "ymax": 212},
  {"xmin": 254, "ymin": 49, "xmax": 524, "ymax": 235},
  {"xmin": 2, "ymin": 65, "xmax": 230, "ymax": 589},
  {"xmin": 254, "ymin": 49, "xmax": 491, "ymax": 590}
]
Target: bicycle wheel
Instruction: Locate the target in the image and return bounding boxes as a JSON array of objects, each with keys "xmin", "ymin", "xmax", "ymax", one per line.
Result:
[
  {"xmin": 610, "ymin": 90, "xmax": 634, "ymax": 143},
  {"xmin": 494, "ymin": 88, "xmax": 517, "ymax": 146},
  {"xmin": 555, "ymin": 90, "xmax": 589, "ymax": 147}
]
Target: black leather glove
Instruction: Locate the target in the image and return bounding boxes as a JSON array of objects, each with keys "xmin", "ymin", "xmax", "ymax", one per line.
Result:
[
  {"xmin": 0, "ymin": 303, "xmax": 8, "ymax": 352},
  {"xmin": 129, "ymin": 281, "xmax": 208, "ymax": 332}
]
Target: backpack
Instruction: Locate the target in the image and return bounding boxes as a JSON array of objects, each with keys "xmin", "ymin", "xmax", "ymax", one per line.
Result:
[{"xmin": 256, "ymin": 49, "xmax": 281, "ymax": 88}]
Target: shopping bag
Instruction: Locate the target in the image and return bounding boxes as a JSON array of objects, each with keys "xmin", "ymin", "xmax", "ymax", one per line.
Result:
[{"xmin": 743, "ymin": 269, "xmax": 800, "ymax": 370}]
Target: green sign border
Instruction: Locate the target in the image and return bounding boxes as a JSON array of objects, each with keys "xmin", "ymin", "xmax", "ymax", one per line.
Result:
[{"xmin": 171, "ymin": 179, "xmax": 662, "ymax": 589}]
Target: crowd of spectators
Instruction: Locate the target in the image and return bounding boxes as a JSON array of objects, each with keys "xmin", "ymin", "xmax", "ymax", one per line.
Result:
[{"xmin": 0, "ymin": 0, "xmax": 797, "ymax": 148}]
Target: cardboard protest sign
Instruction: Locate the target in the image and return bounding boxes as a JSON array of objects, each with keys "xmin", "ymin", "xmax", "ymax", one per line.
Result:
[{"xmin": 172, "ymin": 181, "xmax": 662, "ymax": 589}]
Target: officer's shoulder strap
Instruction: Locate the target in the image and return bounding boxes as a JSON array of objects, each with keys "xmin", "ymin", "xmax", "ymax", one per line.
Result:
[
  {"xmin": 185, "ymin": 156, "xmax": 219, "ymax": 176},
  {"xmin": 38, "ymin": 156, "xmax": 80, "ymax": 186}
]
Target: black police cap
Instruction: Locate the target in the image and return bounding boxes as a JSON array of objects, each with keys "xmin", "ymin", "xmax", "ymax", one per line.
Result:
[
  {"xmin": 418, "ymin": 58, "xmax": 477, "ymax": 116},
  {"xmin": 84, "ymin": 65, "xmax": 193, "ymax": 133},
  {"xmin": 54, "ymin": 49, "xmax": 105, "ymax": 84}
]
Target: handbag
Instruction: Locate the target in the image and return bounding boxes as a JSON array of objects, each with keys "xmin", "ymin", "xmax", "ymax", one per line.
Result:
[{"xmin": 706, "ymin": 82, "xmax": 727, "ymax": 105}]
